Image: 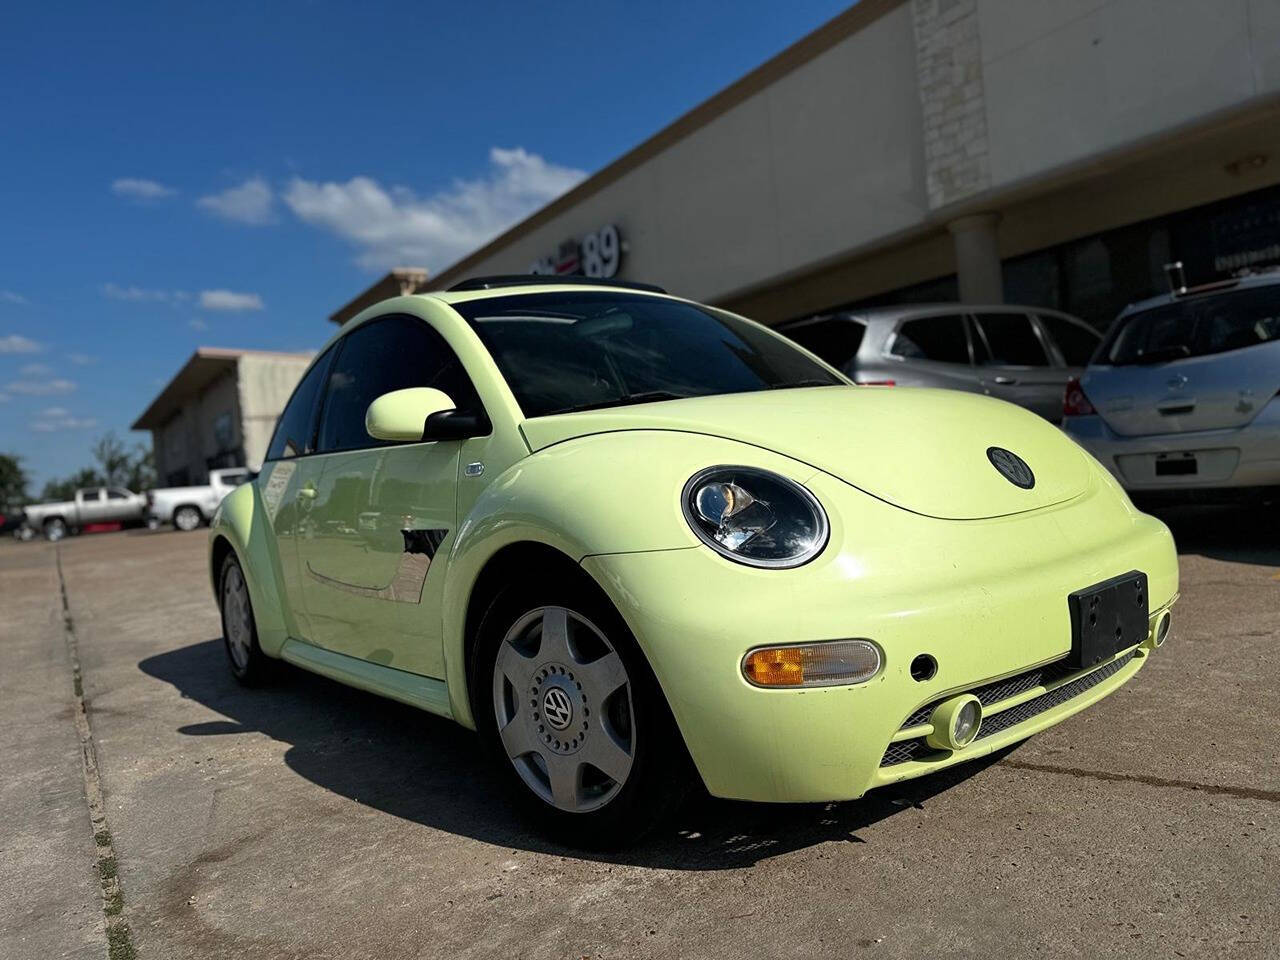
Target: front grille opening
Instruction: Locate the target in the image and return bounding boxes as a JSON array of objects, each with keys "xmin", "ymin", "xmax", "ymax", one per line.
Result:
[{"xmin": 880, "ymin": 649, "xmax": 1137, "ymax": 767}]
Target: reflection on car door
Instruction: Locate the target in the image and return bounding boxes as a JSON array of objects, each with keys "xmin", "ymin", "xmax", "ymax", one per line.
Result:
[
  {"xmin": 970, "ymin": 312, "xmax": 1065, "ymax": 420},
  {"xmin": 295, "ymin": 315, "xmax": 482, "ymax": 679}
]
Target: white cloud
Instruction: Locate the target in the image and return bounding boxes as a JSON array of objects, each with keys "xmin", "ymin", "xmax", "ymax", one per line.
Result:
[
  {"xmin": 102, "ymin": 282, "xmax": 182, "ymax": 303},
  {"xmin": 189, "ymin": 318, "xmax": 208, "ymax": 330},
  {"xmin": 19, "ymin": 362, "xmax": 51, "ymax": 376},
  {"xmin": 199, "ymin": 290, "xmax": 263, "ymax": 311},
  {"xmin": 283, "ymin": 146, "xmax": 586, "ymax": 270},
  {"xmin": 197, "ymin": 176, "xmax": 274, "ymax": 225},
  {"xmin": 0, "ymin": 334, "xmax": 41, "ymax": 353},
  {"xmin": 1, "ymin": 290, "xmax": 28, "ymax": 304},
  {"xmin": 31, "ymin": 406, "xmax": 96, "ymax": 432},
  {"xmin": 112, "ymin": 177, "xmax": 175, "ymax": 200},
  {"xmin": 7, "ymin": 377, "xmax": 76, "ymax": 396},
  {"xmin": 67, "ymin": 352, "xmax": 97, "ymax": 365}
]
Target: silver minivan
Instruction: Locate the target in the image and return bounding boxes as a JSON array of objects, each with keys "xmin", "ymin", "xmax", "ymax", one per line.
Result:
[{"xmin": 778, "ymin": 304, "xmax": 1101, "ymax": 422}]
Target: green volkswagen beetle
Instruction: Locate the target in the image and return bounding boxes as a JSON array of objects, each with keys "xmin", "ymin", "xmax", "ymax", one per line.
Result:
[{"xmin": 210, "ymin": 277, "xmax": 1177, "ymax": 845}]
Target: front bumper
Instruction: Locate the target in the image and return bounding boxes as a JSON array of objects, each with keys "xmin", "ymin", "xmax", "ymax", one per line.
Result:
[
  {"xmin": 1063, "ymin": 401, "xmax": 1280, "ymax": 491},
  {"xmin": 583, "ymin": 470, "xmax": 1178, "ymax": 803}
]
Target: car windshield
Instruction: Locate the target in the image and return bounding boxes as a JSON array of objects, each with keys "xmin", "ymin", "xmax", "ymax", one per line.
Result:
[
  {"xmin": 452, "ymin": 291, "xmax": 844, "ymax": 417},
  {"xmin": 1104, "ymin": 285, "xmax": 1280, "ymax": 365}
]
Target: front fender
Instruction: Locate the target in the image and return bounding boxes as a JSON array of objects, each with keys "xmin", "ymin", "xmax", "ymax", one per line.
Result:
[
  {"xmin": 208, "ymin": 481, "xmax": 291, "ymax": 658},
  {"xmin": 440, "ymin": 429, "xmax": 819, "ymax": 727}
]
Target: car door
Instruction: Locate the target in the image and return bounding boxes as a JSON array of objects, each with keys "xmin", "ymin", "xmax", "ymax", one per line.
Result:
[
  {"xmin": 970, "ymin": 311, "xmax": 1065, "ymax": 420},
  {"xmin": 77, "ymin": 488, "xmax": 106, "ymax": 523},
  {"xmin": 1035, "ymin": 311, "xmax": 1101, "ymax": 382},
  {"xmin": 257, "ymin": 343, "xmax": 337, "ymax": 643},
  {"xmin": 105, "ymin": 488, "xmax": 136, "ymax": 522},
  {"xmin": 296, "ymin": 314, "xmax": 484, "ymax": 678}
]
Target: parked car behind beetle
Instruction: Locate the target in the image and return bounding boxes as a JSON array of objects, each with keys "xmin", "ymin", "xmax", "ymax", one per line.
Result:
[
  {"xmin": 1063, "ymin": 272, "xmax": 1280, "ymax": 501},
  {"xmin": 22, "ymin": 487, "xmax": 147, "ymax": 541},
  {"xmin": 147, "ymin": 468, "xmax": 254, "ymax": 531},
  {"xmin": 778, "ymin": 304, "xmax": 1100, "ymax": 422}
]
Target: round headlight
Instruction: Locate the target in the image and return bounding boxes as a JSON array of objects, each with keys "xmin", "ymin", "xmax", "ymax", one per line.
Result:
[{"xmin": 681, "ymin": 466, "xmax": 828, "ymax": 568}]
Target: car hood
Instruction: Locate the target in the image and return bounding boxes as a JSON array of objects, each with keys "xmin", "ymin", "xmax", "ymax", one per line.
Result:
[{"xmin": 519, "ymin": 386, "xmax": 1092, "ymax": 520}]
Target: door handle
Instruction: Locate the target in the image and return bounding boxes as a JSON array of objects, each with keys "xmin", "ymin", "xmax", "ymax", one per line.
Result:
[
  {"xmin": 297, "ymin": 486, "xmax": 317, "ymax": 500},
  {"xmin": 992, "ymin": 375, "xmax": 1017, "ymax": 385}
]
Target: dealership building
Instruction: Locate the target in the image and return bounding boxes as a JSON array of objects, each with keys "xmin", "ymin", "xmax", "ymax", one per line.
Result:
[
  {"xmin": 132, "ymin": 348, "xmax": 312, "ymax": 486},
  {"xmin": 336, "ymin": 0, "xmax": 1280, "ymax": 333}
]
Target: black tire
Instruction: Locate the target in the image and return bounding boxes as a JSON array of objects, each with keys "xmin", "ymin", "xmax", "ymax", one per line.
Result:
[
  {"xmin": 218, "ymin": 553, "xmax": 275, "ymax": 686},
  {"xmin": 44, "ymin": 517, "xmax": 67, "ymax": 542},
  {"xmin": 471, "ymin": 572, "xmax": 692, "ymax": 848}
]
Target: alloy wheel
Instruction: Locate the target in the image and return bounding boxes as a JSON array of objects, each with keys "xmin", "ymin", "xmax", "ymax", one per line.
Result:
[
  {"xmin": 491, "ymin": 606, "xmax": 635, "ymax": 813},
  {"xmin": 175, "ymin": 507, "xmax": 201, "ymax": 531}
]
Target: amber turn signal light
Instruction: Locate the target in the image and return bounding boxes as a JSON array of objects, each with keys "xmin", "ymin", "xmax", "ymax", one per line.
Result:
[{"xmin": 742, "ymin": 640, "xmax": 881, "ymax": 688}]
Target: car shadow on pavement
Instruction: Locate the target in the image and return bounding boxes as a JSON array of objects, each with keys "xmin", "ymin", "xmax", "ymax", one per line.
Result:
[
  {"xmin": 139, "ymin": 638, "xmax": 1008, "ymax": 870},
  {"xmin": 1151, "ymin": 502, "xmax": 1280, "ymax": 567}
]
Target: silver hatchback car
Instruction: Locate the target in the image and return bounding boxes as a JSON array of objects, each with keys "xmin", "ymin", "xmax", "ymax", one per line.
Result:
[
  {"xmin": 1063, "ymin": 273, "xmax": 1280, "ymax": 499},
  {"xmin": 778, "ymin": 304, "xmax": 1100, "ymax": 422}
]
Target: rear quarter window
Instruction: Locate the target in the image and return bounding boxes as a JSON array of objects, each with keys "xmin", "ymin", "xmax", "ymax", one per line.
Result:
[
  {"xmin": 782, "ymin": 318, "xmax": 865, "ymax": 371},
  {"xmin": 890, "ymin": 315, "xmax": 969, "ymax": 364}
]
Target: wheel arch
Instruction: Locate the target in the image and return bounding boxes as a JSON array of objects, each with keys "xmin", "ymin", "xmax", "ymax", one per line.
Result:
[{"xmin": 207, "ymin": 482, "xmax": 291, "ymax": 658}]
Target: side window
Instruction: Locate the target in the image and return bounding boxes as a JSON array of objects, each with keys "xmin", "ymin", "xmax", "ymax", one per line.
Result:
[
  {"xmin": 81, "ymin": 488, "xmax": 104, "ymax": 502},
  {"xmin": 972, "ymin": 313, "xmax": 1050, "ymax": 366},
  {"xmin": 783, "ymin": 318, "xmax": 865, "ymax": 371},
  {"xmin": 266, "ymin": 347, "xmax": 334, "ymax": 461},
  {"xmin": 107, "ymin": 489, "xmax": 129, "ymax": 500},
  {"xmin": 890, "ymin": 315, "xmax": 970, "ymax": 364},
  {"xmin": 315, "ymin": 316, "xmax": 481, "ymax": 454},
  {"xmin": 1038, "ymin": 314, "xmax": 1100, "ymax": 366}
]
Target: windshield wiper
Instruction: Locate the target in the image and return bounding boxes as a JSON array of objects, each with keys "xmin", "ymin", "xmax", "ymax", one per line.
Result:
[
  {"xmin": 769, "ymin": 378, "xmax": 841, "ymax": 389},
  {"xmin": 546, "ymin": 390, "xmax": 692, "ymax": 415}
]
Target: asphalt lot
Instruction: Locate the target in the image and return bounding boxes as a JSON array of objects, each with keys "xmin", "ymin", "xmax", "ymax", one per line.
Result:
[{"xmin": 2, "ymin": 505, "xmax": 1277, "ymax": 960}]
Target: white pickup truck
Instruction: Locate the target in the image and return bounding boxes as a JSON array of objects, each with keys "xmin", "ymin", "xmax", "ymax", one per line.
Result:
[
  {"xmin": 22, "ymin": 487, "xmax": 148, "ymax": 541},
  {"xmin": 146, "ymin": 468, "xmax": 254, "ymax": 531}
]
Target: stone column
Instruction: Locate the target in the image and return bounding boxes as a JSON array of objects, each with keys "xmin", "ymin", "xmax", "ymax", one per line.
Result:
[{"xmin": 949, "ymin": 213, "xmax": 1003, "ymax": 303}]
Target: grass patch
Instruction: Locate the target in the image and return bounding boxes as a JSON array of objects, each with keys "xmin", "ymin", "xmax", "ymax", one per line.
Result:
[
  {"xmin": 99, "ymin": 855, "xmax": 118, "ymax": 881},
  {"xmin": 107, "ymin": 923, "xmax": 137, "ymax": 960}
]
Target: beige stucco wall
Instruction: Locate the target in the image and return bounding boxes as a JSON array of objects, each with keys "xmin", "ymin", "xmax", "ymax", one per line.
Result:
[
  {"xmin": 153, "ymin": 368, "xmax": 240, "ymax": 485},
  {"xmin": 429, "ymin": 0, "xmax": 1280, "ymax": 313},
  {"xmin": 235, "ymin": 353, "xmax": 312, "ymax": 470}
]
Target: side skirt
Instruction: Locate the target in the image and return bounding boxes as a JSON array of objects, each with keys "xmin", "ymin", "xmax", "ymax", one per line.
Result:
[{"xmin": 280, "ymin": 638, "xmax": 453, "ymax": 720}]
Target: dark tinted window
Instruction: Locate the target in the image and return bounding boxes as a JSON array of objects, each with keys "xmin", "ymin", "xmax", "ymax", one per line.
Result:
[
  {"xmin": 266, "ymin": 348, "xmax": 332, "ymax": 461},
  {"xmin": 315, "ymin": 316, "xmax": 480, "ymax": 453},
  {"xmin": 890, "ymin": 315, "xmax": 970, "ymax": 364},
  {"xmin": 107, "ymin": 489, "xmax": 129, "ymax": 500},
  {"xmin": 452, "ymin": 292, "xmax": 841, "ymax": 418},
  {"xmin": 1037, "ymin": 314, "xmax": 1100, "ymax": 366},
  {"xmin": 1106, "ymin": 286, "xmax": 1280, "ymax": 365},
  {"xmin": 972, "ymin": 313, "xmax": 1050, "ymax": 366},
  {"xmin": 782, "ymin": 317, "xmax": 865, "ymax": 372}
]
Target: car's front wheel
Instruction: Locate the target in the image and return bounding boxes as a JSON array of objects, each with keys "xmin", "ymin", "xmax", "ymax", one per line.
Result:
[
  {"xmin": 218, "ymin": 553, "xmax": 273, "ymax": 685},
  {"xmin": 475, "ymin": 579, "xmax": 690, "ymax": 847},
  {"xmin": 44, "ymin": 517, "xmax": 67, "ymax": 542},
  {"xmin": 173, "ymin": 505, "xmax": 203, "ymax": 532}
]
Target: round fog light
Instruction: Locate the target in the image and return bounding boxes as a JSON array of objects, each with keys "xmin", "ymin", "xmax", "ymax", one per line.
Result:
[{"xmin": 926, "ymin": 694, "xmax": 983, "ymax": 751}]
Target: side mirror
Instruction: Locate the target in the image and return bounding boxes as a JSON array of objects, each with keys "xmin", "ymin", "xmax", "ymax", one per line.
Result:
[{"xmin": 365, "ymin": 388, "xmax": 456, "ymax": 442}]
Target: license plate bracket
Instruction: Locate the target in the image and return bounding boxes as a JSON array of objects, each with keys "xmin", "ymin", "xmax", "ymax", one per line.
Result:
[{"xmin": 1068, "ymin": 571, "xmax": 1148, "ymax": 669}]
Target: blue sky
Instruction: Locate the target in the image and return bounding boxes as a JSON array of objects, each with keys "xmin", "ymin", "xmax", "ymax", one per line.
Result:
[{"xmin": 0, "ymin": 0, "xmax": 851, "ymax": 491}]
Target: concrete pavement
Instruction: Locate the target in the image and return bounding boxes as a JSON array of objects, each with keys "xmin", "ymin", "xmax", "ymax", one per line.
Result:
[{"xmin": 2, "ymin": 503, "xmax": 1277, "ymax": 959}]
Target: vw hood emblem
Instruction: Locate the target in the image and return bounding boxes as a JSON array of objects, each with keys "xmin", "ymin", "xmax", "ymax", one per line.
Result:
[{"xmin": 986, "ymin": 446, "xmax": 1035, "ymax": 489}]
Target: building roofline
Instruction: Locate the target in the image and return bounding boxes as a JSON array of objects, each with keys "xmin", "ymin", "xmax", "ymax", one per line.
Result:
[
  {"xmin": 330, "ymin": 267, "xmax": 431, "ymax": 325},
  {"xmin": 424, "ymin": 0, "xmax": 908, "ymax": 291},
  {"xmin": 131, "ymin": 346, "xmax": 313, "ymax": 431}
]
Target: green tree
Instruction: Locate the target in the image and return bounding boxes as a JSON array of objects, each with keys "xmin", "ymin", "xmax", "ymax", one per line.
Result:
[
  {"xmin": 0, "ymin": 452, "xmax": 30, "ymax": 507},
  {"xmin": 40, "ymin": 467, "xmax": 105, "ymax": 503}
]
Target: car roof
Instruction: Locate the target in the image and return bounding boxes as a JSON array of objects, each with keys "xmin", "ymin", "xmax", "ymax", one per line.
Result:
[
  {"xmin": 781, "ymin": 302, "xmax": 1088, "ymax": 327},
  {"xmin": 1117, "ymin": 270, "xmax": 1280, "ymax": 319},
  {"xmin": 425, "ymin": 278, "xmax": 674, "ymax": 306}
]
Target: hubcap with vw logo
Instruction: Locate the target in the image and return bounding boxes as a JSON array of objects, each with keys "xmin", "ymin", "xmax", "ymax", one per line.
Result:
[{"xmin": 491, "ymin": 605, "xmax": 636, "ymax": 813}]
